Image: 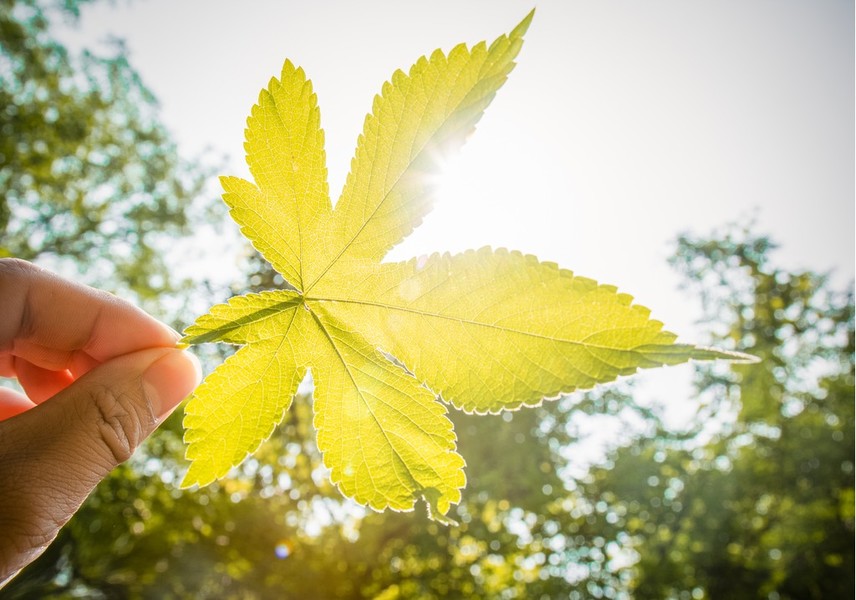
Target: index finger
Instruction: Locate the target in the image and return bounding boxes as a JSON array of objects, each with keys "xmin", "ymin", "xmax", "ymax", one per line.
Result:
[{"xmin": 0, "ymin": 259, "xmax": 179, "ymax": 372}]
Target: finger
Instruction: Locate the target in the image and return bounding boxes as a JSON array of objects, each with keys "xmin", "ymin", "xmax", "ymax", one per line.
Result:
[
  {"xmin": 0, "ymin": 354, "xmax": 99, "ymax": 412},
  {"xmin": 0, "ymin": 354, "xmax": 14, "ymax": 378},
  {"xmin": 0, "ymin": 387, "xmax": 36, "ymax": 421},
  {"xmin": 12, "ymin": 358, "xmax": 74, "ymax": 405},
  {"xmin": 0, "ymin": 259, "xmax": 179, "ymax": 370},
  {"xmin": 0, "ymin": 346, "xmax": 201, "ymax": 579}
]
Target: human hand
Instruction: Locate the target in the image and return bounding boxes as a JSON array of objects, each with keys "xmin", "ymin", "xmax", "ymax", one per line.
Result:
[{"xmin": 0, "ymin": 259, "xmax": 201, "ymax": 582}]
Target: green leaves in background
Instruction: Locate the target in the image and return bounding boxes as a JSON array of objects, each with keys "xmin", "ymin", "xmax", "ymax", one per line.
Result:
[
  {"xmin": 182, "ymin": 10, "xmax": 750, "ymax": 520},
  {"xmin": 0, "ymin": 0, "xmax": 211, "ymax": 306}
]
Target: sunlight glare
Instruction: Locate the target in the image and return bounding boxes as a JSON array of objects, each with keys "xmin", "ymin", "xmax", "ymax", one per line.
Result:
[{"xmin": 388, "ymin": 136, "xmax": 528, "ymax": 262}]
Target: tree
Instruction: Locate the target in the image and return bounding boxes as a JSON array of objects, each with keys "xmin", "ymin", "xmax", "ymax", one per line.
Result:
[
  {"xmin": 565, "ymin": 226, "xmax": 854, "ymax": 599},
  {"xmin": 0, "ymin": 0, "xmax": 214, "ymax": 311}
]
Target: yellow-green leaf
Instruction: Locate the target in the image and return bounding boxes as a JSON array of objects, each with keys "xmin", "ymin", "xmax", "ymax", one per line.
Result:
[
  {"xmin": 307, "ymin": 306, "xmax": 465, "ymax": 513},
  {"xmin": 306, "ymin": 10, "xmax": 532, "ymax": 288},
  {"xmin": 225, "ymin": 60, "xmax": 330, "ymax": 290},
  {"xmin": 183, "ymin": 296, "xmax": 305, "ymax": 485},
  {"xmin": 182, "ymin": 9, "xmax": 754, "ymax": 520},
  {"xmin": 309, "ymin": 247, "xmax": 745, "ymax": 414}
]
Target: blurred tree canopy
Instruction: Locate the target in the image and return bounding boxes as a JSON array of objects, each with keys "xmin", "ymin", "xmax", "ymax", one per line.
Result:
[
  {"xmin": 563, "ymin": 229, "xmax": 855, "ymax": 600},
  {"xmin": 1, "ymin": 0, "xmax": 853, "ymax": 598},
  {"xmin": 0, "ymin": 0, "xmax": 214, "ymax": 310},
  {"xmin": 8, "ymin": 223, "xmax": 853, "ymax": 599}
]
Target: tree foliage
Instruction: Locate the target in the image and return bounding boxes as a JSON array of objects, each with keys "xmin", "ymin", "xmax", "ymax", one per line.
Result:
[
  {"xmin": 0, "ymin": 0, "xmax": 211, "ymax": 307},
  {"xmin": 611, "ymin": 230, "xmax": 855, "ymax": 599}
]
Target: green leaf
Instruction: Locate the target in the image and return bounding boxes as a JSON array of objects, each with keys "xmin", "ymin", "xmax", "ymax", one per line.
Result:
[
  {"xmin": 309, "ymin": 10, "xmax": 533, "ymax": 286},
  {"xmin": 224, "ymin": 60, "xmax": 330, "ymax": 290},
  {"xmin": 306, "ymin": 307, "xmax": 465, "ymax": 513},
  {"xmin": 183, "ymin": 292, "xmax": 305, "ymax": 485},
  {"xmin": 181, "ymin": 9, "xmax": 754, "ymax": 520},
  {"xmin": 310, "ymin": 248, "xmax": 747, "ymax": 414}
]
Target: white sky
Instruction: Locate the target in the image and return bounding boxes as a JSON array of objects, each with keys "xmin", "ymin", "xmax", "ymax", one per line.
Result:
[{"xmin": 57, "ymin": 0, "xmax": 855, "ymax": 424}]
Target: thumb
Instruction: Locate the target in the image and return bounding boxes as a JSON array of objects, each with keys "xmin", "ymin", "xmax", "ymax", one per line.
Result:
[{"xmin": 0, "ymin": 347, "xmax": 200, "ymax": 580}]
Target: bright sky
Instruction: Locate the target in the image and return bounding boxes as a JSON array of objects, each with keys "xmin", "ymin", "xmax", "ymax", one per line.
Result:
[{"xmin": 57, "ymin": 0, "xmax": 855, "ymax": 424}]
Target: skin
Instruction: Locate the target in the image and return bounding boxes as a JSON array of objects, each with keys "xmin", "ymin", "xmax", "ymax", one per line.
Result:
[{"xmin": 0, "ymin": 259, "xmax": 201, "ymax": 583}]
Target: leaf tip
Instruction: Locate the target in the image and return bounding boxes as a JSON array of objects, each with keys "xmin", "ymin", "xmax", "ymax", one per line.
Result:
[
  {"xmin": 512, "ymin": 8, "xmax": 536, "ymax": 39},
  {"xmin": 637, "ymin": 343, "xmax": 760, "ymax": 365},
  {"xmin": 420, "ymin": 486, "xmax": 459, "ymax": 526},
  {"xmin": 694, "ymin": 346, "xmax": 761, "ymax": 364},
  {"xmin": 180, "ymin": 447, "xmax": 220, "ymax": 490},
  {"xmin": 178, "ymin": 469, "xmax": 199, "ymax": 490}
]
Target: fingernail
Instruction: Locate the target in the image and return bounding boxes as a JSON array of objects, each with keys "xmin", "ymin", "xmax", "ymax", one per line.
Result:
[{"xmin": 142, "ymin": 350, "xmax": 202, "ymax": 421}]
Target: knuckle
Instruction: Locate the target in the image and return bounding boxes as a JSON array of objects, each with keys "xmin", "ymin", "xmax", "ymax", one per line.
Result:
[
  {"xmin": 87, "ymin": 383, "xmax": 152, "ymax": 465},
  {"xmin": 0, "ymin": 258, "xmax": 40, "ymax": 342},
  {"xmin": 0, "ymin": 257, "xmax": 39, "ymax": 279}
]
